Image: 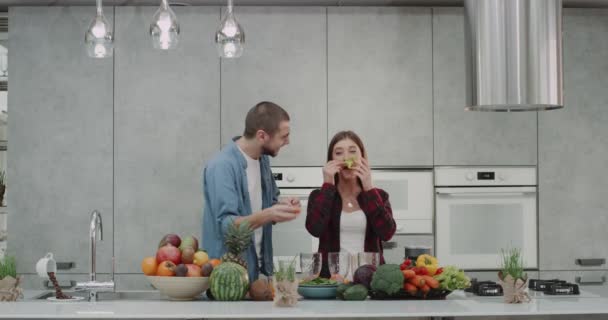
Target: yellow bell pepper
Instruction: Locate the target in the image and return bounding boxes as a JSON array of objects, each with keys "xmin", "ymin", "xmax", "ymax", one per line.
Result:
[{"xmin": 416, "ymin": 254, "xmax": 439, "ymax": 276}]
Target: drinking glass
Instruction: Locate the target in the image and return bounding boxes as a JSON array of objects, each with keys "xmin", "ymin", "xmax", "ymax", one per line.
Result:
[
  {"xmin": 357, "ymin": 252, "xmax": 381, "ymax": 269},
  {"xmin": 299, "ymin": 253, "xmax": 322, "ymax": 281},
  {"xmin": 328, "ymin": 252, "xmax": 351, "ymax": 282}
]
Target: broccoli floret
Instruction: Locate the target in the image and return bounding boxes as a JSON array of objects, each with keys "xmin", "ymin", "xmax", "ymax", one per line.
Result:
[{"xmin": 370, "ymin": 264, "xmax": 404, "ymax": 296}]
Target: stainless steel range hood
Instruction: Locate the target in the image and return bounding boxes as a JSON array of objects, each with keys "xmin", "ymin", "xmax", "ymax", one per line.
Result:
[{"xmin": 464, "ymin": 0, "xmax": 564, "ymax": 112}]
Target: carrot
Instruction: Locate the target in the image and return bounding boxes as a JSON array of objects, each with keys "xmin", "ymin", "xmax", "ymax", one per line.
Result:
[
  {"xmin": 408, "ymin": 275, "xmax": 426, "ymax": 288},
  {"xmin": 402, "ymin": 269, "xmax": 416, "ymax": 279},
  {"xmin": 404, "ymin": 283, "xmax": 418, "ymax": 295},
  {"xmin": 421, "ymin": 275, "xmax": 440, "ymax": 289},
  {"xmin": 420, "ymin": 284, "xmax": 431, "ymax": 295}
]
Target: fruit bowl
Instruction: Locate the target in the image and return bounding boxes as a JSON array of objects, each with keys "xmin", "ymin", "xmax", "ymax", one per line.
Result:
[{"xmin": 146, "ymin": 276, "xmax": 209, "ymax": 301}]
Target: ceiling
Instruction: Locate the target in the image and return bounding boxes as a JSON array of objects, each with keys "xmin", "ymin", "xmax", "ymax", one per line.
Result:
[{"xmin": 1, "ymin": 0, "xmax": 608, "ymax": 7}]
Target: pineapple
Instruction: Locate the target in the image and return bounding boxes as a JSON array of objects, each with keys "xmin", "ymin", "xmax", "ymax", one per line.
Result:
[{"xmin": 221, "ymin": 220, "xmax": 254, "ymax": 269}]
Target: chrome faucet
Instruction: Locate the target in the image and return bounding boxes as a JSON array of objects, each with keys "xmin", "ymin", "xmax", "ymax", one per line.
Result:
[{"xmin": 75, "ymin": 210, "xmax": 115, "ymax": 301}]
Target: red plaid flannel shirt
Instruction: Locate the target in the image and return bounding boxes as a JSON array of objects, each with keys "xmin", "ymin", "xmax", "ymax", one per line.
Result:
[{"xmin": 306, "ymin": 183, "xmax": 396, "ymax": 277}]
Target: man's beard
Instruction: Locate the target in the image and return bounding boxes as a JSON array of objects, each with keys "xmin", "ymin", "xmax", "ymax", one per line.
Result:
[{"xmin": 262, "ymin": 145, "xmax": 278, "ymax": 157}]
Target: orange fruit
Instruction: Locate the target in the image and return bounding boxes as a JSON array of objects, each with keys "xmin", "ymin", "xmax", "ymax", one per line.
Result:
[
  {"xmin": 156, "ymin": 261, "xmax": 176, "ymax": 276},
  {"xmin": 209, "ymin": 259, "xmax": 222, "ymax": 268},
  {"xmin": 141, "ymin": 256, "xmax": 158, "ymax": 276}
]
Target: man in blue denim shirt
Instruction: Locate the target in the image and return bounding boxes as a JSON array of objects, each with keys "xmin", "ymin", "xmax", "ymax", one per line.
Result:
[{"xmin": 202, "ymin": 102, "xmax": 301, "ymax": 282}]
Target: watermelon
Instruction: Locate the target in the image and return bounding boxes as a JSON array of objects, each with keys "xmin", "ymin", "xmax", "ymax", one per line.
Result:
[{"xmin": 209, "ymin": 262, "xmax": 249, "ymax": 301}]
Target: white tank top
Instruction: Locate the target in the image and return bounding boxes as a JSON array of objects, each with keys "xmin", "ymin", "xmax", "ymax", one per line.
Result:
[{"xmin": 340, "ymin": 210, "xmax": 366, "ymax": 254}]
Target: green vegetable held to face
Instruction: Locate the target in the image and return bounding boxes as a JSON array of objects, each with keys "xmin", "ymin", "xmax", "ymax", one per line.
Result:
[{"xmin": 344, "ymin": 157, "xmax": 357, "ymax": 169}]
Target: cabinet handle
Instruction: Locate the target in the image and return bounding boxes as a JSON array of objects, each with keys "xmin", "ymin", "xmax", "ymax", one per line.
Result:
[
  {"xmin": 56, "ymin": 262, "xmax": 76, "ymax": 270},
  {"xmin": 575, "ymin": 258, "xmax": 606, "ymax": 267},
  {"xmin": 382, "ymin": 241, "xmax": 397, "ymax": 249},
  {"xmin": 575, "ymin": 275, "xmax": 606, "ymax": 285}
]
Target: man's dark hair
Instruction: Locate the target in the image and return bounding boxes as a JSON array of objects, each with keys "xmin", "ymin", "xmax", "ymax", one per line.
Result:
[{"xmin": 243, "ymin": 101, "xmax": 290, "ymax": 139}]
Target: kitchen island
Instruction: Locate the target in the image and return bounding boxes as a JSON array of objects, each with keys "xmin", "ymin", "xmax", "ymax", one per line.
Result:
[{"xmin": 1, "ymin": 290, "xmax": 608, "ymax": 319}]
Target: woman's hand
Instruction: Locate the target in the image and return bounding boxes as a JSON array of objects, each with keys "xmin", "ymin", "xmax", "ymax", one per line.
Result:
[
  {"xmin": 322, "ymin": 160, "xmax": 343, "ymax": 185},
  {"xmin": 354, "ymin": 157, "xmax": 373, "ymax": 191}
]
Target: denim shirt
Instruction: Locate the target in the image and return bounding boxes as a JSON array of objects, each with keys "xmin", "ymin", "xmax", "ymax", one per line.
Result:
[{"xmin": 202, "ymin": 139, "xmax": 279, "ymax": 282}]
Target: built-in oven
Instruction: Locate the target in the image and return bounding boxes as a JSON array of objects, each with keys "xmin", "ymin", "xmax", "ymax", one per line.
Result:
[
  {"xmin": 271, "ymin": 167, "xmax": 434, "ymax": 270},
  {"xmin": 435, "ymin": 167, "xmax": 538, "ymax": 270}
]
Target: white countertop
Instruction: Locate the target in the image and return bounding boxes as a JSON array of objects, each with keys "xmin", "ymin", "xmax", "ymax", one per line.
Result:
[{"xmin": 1, "ymin": 289, "xmax": 608, "ymax": 319}]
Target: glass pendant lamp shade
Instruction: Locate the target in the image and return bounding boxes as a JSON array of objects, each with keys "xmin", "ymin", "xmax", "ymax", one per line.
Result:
[
  {"xmin": 85, "ymin": 0, "xmax": 113, "ymax": 58},
  {"xmin": 150, "ymin": 0, "xmax": 180, "ymax": 50},
  {"xmin": 215, "ymin": 0, "xmax": 244, "ymax": 58}
]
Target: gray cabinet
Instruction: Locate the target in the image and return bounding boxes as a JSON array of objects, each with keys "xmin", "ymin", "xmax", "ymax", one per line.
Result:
[
  {"xmin": 432, "ymin": 8, "xmax": 537, "ymax": 166},
  {"xmin": 220, "ymin": 7, "xmax": 327, "ymax": 166},
  {"xmin": 328, "ymin": 7, "xmax": 433, "ymax": 167},
  {"xmin": 7, "ymin": 7, "xmax": 114, "ymax": 274},
  {"xmin": 113, "ymin": 7, "xmax": 220, "ymax": 273},
  {"xmin": 538, "ymin": 9, "xmax": 608, "ymax": 271}
]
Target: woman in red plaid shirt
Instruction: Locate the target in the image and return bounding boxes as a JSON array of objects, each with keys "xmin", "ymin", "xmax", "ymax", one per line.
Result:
[{"xmin": 306, "ymin": 131, "xmax": 396, "ymax": 278}]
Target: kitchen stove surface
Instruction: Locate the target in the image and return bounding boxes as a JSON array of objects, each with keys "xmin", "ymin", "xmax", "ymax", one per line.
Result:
[
  {"xmin": 465, "ymin": 278, "xmax": 596, "ymax": 298},
  {"xmin": 529, "ymin": 279, "xmax": 580, "ymax": 295}
]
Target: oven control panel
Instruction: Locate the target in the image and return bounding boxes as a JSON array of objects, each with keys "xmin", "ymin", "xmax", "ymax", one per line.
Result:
[{"xmin": 436, "ymin": 167, "xmax": 536, "ymax": 186}]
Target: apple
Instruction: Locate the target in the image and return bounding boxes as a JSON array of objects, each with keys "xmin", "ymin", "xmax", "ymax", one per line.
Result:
[
  {"xmin": 186, "ymin": 264, "xmax": 202, "ymax": 277},
  {"xmin": 156, "ymin": 244, "xmax": 182, "ymax": 265},
  {"xmin": 158, "ymin": 234, "xmax": 181, "ymax": 248},
  {"xmin": 179, "ymin": 235, "xmax": 199, "ymax": 252},
  {"xmin": 181, "ymin": 246, "xmax": 195, "ymax": 264}
]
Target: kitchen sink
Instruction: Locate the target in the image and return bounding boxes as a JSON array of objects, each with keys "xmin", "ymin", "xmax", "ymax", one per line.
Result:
[{"xmin": 34, "ymin": 290, "xmax": 163, "ymax": 301}]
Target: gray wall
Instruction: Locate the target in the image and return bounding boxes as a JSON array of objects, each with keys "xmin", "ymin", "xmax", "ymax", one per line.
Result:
[{"xmin": 7, "ymin": 6, "xmax": 608, "ymax": 290}]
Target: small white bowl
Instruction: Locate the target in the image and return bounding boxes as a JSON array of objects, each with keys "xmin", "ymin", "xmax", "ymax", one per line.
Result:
[{"xmin": 145, "ymin": 276, "xmax": 209, "ymax": 301}]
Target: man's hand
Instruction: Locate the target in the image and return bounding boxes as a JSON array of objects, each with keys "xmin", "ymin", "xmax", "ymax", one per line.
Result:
[
  {"xmin": 279, "ymin": 196, "xmax": 301, "ymax": 208},
  {"xmin": 267, "ymin": 203, "xmax": 301, "ymax": 223}
]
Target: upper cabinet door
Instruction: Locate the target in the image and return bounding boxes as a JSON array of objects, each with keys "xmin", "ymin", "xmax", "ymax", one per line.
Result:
[
  {"xmin": 328, "ymin": 7, "xmax": 433, "ymax": 167},
  {"xmin": 8, "ymin": 7, "xmax": 114, "ymax": 273},
  {"xmin": 113, "ymin": 7, "xmax": 220, "ymax": 273},
  {"xmin": 221, "ymin": 7, "xmax": 327, "ymax": 166},
  {"xmin": 432, "ymin": 8, "xmax": 537, "ymax": 166},
  {"xmin": 538, "ymin": 9, "xmax": 608, "ymax": 271}
]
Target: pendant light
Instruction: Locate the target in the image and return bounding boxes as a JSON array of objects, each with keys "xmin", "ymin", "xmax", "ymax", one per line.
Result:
[
  {"xmin": 215, "ymin": 0, "xmax": 244, "ymax": 59},
  {"xmin": 464, "ymin": 0, "xmax": 564, "ymax": 111},
  {"xmin": 150, "ymin": 0, "xmax": 180, "ymax": 50},
  {"xmin": 85, "ymin": 0, "xmax": 113, "ymax": 58}
]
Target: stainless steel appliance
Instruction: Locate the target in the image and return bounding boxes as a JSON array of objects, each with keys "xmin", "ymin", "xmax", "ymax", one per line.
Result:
[
  {"xmin": 271, "ymin": 167, "xmax": 434, "ymax": 268},
  {"xmin": 464, "ymin": 0, "xmax": 563, "ymax": 111},
  {"xmin": 435, "ymin": 167, "xmax": 538, "ymax": 270}
]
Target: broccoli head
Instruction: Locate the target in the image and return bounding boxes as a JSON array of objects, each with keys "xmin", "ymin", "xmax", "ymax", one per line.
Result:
[{"xmin": 370, "ymin": 264, "xmax": 404, "ymax": 296}]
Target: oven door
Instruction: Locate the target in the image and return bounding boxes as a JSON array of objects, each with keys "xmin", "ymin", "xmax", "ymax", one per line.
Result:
[
  {"xmin": 272, "ymin": 188, "xmax": 318, "ymax": 272},
  {"xmin": 372, "ymin": 170, "xmax": 433, "ymax": 234},
  {"xmin": 435, "ymin": 186, "xmax": 538, "ymax": 270}
]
